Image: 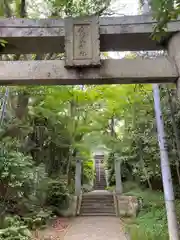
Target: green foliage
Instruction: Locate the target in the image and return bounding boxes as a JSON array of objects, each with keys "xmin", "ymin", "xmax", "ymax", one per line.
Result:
[
  {"xmin": 0, "ymin": 79, "xmax": 179, "ymax": 240},
  {"xmin": 0, "ymin": 137, "xmax": 36, "ymax": 218},
  {"xmin": 0, "ymin": 216, "xmax": 31, "ymax": 240},
  {"xmin": 51, "ymin": 0, "xmax": 111, "ymax": 16},
  {"xmin": 23, "ymin": 209, "xmax": 52, "ymax": 229},
  {"xmin": 0, "ymin": 39, "xmax": 8, "ymax": 47},
  {"xmin": 0, "ymin": 136, "xmax": 53, "ymax": 230},
  {"xmin": 150, "ymin": 0, "xmax": 180, "ymax": 40},
  {"xmin": 0, "ymin": 138, "xmax": 34, "ymax": 190},
  {"xmin": 83, "ymin": 159, "xmax": 94, "ymax": 184},
  {"xmin": 129, "ymin": 225, "xmax": 168, "ymax": 240},
  {"xmin": 46, "ymin": 179, "xmax": 70, "ymax": 210},
  {"xmin": 124, "ymin": 183, "xmax": 168, "ymax": 240}
]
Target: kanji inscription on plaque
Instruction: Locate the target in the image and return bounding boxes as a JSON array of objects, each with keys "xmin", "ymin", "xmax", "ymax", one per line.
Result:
[
  {"xmin": 73, "ymin": 24, "xmax": 92, "ymax": 60},
  {"xmin": 64, "ymin": 16, "xmax": 100, "ymax": 67}
]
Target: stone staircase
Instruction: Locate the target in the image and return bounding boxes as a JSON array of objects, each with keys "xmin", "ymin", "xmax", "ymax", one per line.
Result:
[
  {"xmin": 80, "ymin": 191, "xmax": 116, "ymax": 216},
  {"xmin": 94, "ymin": 155, "xmax": 106, "ymax": 190},
  {"xmin": 79, "ymin": 154, "xmax": 116, "ymax": 216}
]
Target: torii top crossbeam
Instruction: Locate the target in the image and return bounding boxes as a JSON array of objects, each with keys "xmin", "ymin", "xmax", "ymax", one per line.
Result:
[
  {"xmin": 0, "ymin": 14, "xmax": 180, "ymax": 87},
  {"xmin": 0, "ymin": 14, "xmax": 179, "ymax": 54}
]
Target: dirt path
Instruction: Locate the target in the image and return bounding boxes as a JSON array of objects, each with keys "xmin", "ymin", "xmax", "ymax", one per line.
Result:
[{"xmin": 63, "ymin": 216, "xmax": 127, "ymax": 240}]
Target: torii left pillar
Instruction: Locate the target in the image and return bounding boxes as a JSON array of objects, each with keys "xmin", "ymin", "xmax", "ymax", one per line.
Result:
[
  {"xmin": 75, "ymin": 157, "xmax": 81, "ymax": 196},
  {"xmin": 114, "ymin": 154, "xmax": 123, "ymax": 194}
]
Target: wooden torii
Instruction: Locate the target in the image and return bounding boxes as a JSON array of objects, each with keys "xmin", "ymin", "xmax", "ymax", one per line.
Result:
[{"xmin": 0, "ymin": 14, "xmax": 180, "ymax": 89}]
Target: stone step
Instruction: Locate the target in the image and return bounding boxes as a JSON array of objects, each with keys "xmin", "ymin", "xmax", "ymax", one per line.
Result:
[
  {"xmin": 81, "ymin": 203, "xmax": 114, "ymax": 207},
  {"xmin": 81, "ymin": 202, "xmax": 114, "ymax": 205},
  {"xmin": 81, "ymin": 199, "xmax": 113, "ymax": 203},
  {"xmin": 82, "ymin": 193, "xmax": 113, "ymax": 197},
  {"xmin": 81, "ymin": 202, "xmax": 113, "ymax": 205},
  {"xmin": 82, "ymin": 196, "xmax": 113, "ymax": 200},
  {"xmin": 94, "ymin": 181, "xmax": 106, "ymax": 183},
  {"xmin": 94, "ymin": 184, "xmax": 106, "ymax": 187},
  {"xmin": 81, "ymin": 210, "xmax": 115, "ymax": 214},
  {"xmin": 94, "ymin": 186, "xmax": 106, "ymax": 188},
  {"xmin": 94, "ymin": 184, "xmax": 106, "ymax": 186},
  {"xmin": 95, "ymin": 181, "xmax": 106, "ymax": 183},
  {"xmin": 81, "ymin": 207, "xmax": 114, "ymax": 212},
  {"xmin": 94, "ymin": 180, "xmax": 106, "ymax": 182},
  {"xmin": 81, "ymin": 198, "xmax": 113, "ymax": 201},
  {"xmin": 94, "ymin": 188, "xmax": 107, "ymax": 190},
  {"xmin": 94, "ymin": 185, "xmax": 106, "ymax": 187},
  {"xmin": 83, "ymin": 194, "xmax": 112, "ymax": 197},
  {"xmin": 95, "ymin": 181, "xmax": 104, "ymax": 183},
  {"xmin": 95, "ymin": 176, "xmax": 105, "ymax": 178},
  {"xmin": 94, "ymin": 182, "xmax": 106, "ymax": 183},
  {"xmin": 81, "ymin": 207, "xmax": 114, "ymax": 211},
  {"xmin": 81, "ymin": 204, "xmax": 114, "ymax": 208},
  {"xmin": 80, "ymin": 207, "xmax": 115, "ymax": 211},
  {"xmin": 95, "ymin": 182, "xmax": 106, "ymax": 184},
  {"xmin": 95, "ymin": 175, "xmax": 105, "ymax": 177},
  {"xmin": 95, "ymin": 179, "xmax": 105, "ymax": 181},
  {"xmin": 95, "ymin": 178, "xmax": 106, "ymax": 180},
  {"xmin": 95, "ymin": 178, "xmax": 106, "ymax": 181},
  {"xmin": 80, "ymin": 212, "xmax": 116, "ymax": 216},
  {"xmin": 80, "ymin": 192, "xmax": 115, "ymax": 216}
]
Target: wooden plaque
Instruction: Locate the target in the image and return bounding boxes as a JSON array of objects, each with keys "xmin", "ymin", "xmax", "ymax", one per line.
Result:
[{"xmin": 64, "ymin": 16, "xmax": 100, "ymax": 67}]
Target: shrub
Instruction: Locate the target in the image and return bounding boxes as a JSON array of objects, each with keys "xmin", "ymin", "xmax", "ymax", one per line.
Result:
[
  {"xmin": 0, "ymin": 137, "xmax": 52, "ymax": 230},
  {"xmin": 0, "ymin": 138, "xmax": 36, "ymax": 219},
  {"xmin": 124, "ymin": 181, "xmax": 168, "ymax": 240},
  {"xmin": 46, "ymin": 178, "xmax": 70, "ymax": 211},
  {"xmin": 129, "ymin": 225, "xmax": 168, "ymax": 240},
  {"xmin": 0, "ymin": 216, "xmax": 31, "ymax": 240},
  {"xmin": 23, "ymin": 209, "xmax": 52, "ymax": 230},
  {"xmin": 83, "ymin": 160, "xmax": 94, "ymax": 184}
]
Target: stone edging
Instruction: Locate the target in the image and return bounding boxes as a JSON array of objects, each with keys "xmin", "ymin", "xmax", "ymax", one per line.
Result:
[
  {"xmin": 113, "ymin": 191, "xmax": 119, "ymax": 217},
  {"xmin": 76, "ymin": 193, "xmax": 82, "ymax": 215}
]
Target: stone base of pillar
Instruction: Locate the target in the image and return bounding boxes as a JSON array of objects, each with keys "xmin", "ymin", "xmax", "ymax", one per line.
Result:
[{"xmin": 113, "ymin": 194, "xmax": 139, "ymax": 217}]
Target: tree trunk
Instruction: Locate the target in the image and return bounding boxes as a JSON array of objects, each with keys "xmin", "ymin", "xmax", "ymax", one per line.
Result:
[
  {"xmin": 3, "ymin": 0, "xmax": 11, "ymax": 17},
  {"xmin": 139, "ymin": 142, "xmax": 152, "ymax": 190},
  {"xmin": 20, "ymin": 0, "xmax": 26, "ymax": 18}
]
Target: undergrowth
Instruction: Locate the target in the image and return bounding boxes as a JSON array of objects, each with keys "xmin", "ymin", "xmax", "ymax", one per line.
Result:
[{"xmin": 122, "ymin": 181, "xmax": 180, "ymax": 240}]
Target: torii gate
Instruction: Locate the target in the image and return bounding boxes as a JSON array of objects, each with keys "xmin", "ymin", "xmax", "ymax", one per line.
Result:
[
  {"xmin": 1, "ymin": 14, "xmax": 180, "ymax": 239},
  {"xmin": 0, "ymin": 14, "xmax": 179, "ymax": 88}
]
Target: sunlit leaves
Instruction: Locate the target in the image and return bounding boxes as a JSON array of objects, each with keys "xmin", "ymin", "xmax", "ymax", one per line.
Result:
[
  {"xmin": 47, "ymin": 0, "xmax": 111, "ymax": 17},
  {"xmin": 151, "ymin": 0, "xmax": 180, "ymax": 40}
]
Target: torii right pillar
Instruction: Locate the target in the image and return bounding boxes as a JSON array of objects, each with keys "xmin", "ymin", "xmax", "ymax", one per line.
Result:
[
  {"xmin": 166, "ymin": 34, "xmax": 180, "ymax": 240},
  {"xmin": 168, "ymin": 32, "xmax": 180, "ymax": 97}
]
